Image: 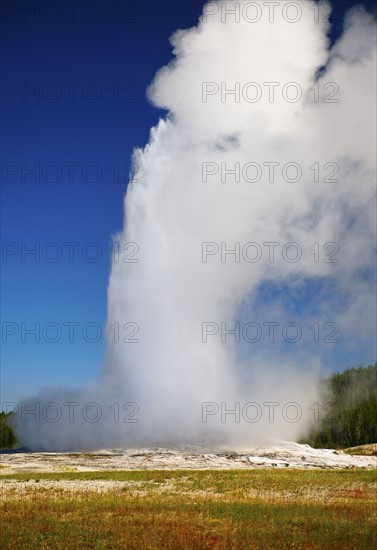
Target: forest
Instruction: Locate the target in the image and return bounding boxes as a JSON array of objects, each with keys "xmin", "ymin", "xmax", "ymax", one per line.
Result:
[{"xmin": 303, "ymin": 363, "xmax": 377, "ymax": 448}]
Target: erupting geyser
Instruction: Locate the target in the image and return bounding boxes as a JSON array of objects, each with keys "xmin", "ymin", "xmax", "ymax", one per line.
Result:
[{"xmin": 14, "ymin": 1, "xmax": 376, "ymax": 451}]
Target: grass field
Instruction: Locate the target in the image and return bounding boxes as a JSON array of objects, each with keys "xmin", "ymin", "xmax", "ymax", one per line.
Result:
[{"xmin": 1, "ymin": 469, "xmax": 376, "ymax": 549}]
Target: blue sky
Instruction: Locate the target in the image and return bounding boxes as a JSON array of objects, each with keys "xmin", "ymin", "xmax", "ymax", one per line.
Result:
[{"xmin": 1, "ymin": 0, "xmax": 376, "ymax": 408}]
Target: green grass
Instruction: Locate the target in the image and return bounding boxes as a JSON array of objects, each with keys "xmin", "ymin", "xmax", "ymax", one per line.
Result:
[
  {"xmin": 1, "ymin": 470, "xmax": 376, "ymax": 549},
  {"xmin": 343, "ymin": 444, "xmax": 377, "ymax": 456}
]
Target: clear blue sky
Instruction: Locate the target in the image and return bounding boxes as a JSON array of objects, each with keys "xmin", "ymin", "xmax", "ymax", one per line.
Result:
[{"xmin": 1, "ymin": 0, "xmax": 376, "ymax": 408}]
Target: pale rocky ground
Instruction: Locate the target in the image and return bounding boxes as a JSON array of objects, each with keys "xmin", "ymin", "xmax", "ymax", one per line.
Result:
[
  {"xmin": 1, "ymin": 443, "xmax": 376, "ymax": 497},
  {"xmin": 2, "ymin": 477, "xmax": 377, "ymax": 501},
  {"xmin": 1, "ymin": 442, "xmax": 376, "ymax": 473}
]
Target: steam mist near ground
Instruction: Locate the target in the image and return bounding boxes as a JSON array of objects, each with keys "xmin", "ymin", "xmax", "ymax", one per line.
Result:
[{"xmin": 13, "ymin": 1, "xmax": 376, "ymax": 451}]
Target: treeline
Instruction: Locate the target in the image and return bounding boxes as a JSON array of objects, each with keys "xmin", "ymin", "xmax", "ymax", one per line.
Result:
[
  {"xmin": 303, "ymin": 363, "xmax": 377, "ymax": 449},
  {"xmin": 0, "ymin": 412, "xmax": 17, "ymax": 449}
]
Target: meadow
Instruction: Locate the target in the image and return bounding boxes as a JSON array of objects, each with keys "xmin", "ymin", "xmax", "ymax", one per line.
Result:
[{"xmin": 1, "ymin": 469, "xmax": 376, "ymax": 549}]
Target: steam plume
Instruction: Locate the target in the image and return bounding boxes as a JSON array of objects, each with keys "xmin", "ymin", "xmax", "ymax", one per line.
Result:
[{"xmin": 14, "ymin": 1, "xmax": 376, "ymax": 451}]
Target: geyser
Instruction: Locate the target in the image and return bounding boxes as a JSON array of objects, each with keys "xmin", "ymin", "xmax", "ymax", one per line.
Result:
[{"xmin": 13, "ymin": 1, "xmax": 376, "ymax": 451}]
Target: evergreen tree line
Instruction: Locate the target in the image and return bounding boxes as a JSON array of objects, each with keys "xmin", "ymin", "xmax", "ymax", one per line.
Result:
[
  {"xmin": 0, "ymin": 412, "xmax": 17, "ymax": 449},
  {"xmin": 303, "ymin": 363, "xmax": 377, "ymax": 448}
]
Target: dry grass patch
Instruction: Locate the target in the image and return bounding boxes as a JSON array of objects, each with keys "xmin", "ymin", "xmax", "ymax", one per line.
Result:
[{"xmin": 1, "ymin": 469, "xmax": 376, "ymax": 549}]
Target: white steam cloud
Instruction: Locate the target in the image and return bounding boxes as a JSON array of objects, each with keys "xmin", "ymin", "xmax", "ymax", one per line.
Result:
[{"xmin": 13, "ymin": 1, "xmax": 376, "ymax": 451}]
